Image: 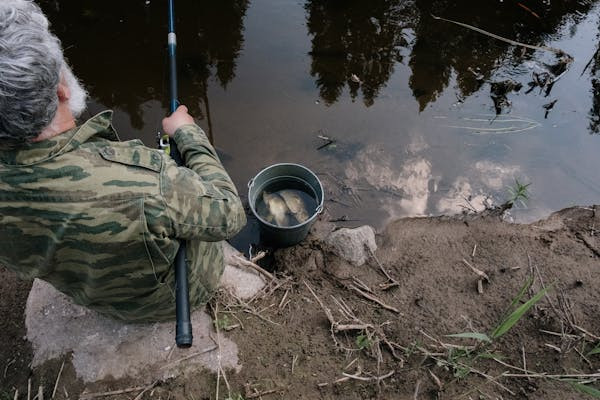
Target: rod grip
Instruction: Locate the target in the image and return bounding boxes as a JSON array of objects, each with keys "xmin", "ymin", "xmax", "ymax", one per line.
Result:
[{"xmin": 175, "ymin": 242, "xmax": 192, "ymax": 347}]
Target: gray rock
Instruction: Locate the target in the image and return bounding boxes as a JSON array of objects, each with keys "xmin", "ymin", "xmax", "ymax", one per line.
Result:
[
  {"xmin": 324, "ymin": 225, "xmax": 377, "ymax": 266},
  {"xmin": 25, "ymin": 241, "xmax": 266, "ymax": 383}
]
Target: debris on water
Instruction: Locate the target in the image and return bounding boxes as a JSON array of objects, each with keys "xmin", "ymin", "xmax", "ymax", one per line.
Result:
[
  {"xmin": 526, "ymin": 55, "xmax": 573, "ymax": 96},
  {"xmin": 543, "ymin": 99, "xmax": 557, "ymax": 118},
  {"xmin": 545, "ymin": 55, "xmax": 572, "ymax": 77},
  {"xmin": 490, "ymin": 79, "xmax": 522, "ymax": 114},
  {"xmin": 440, "ymin": 114, "xmax": 541, "ymax": 135},
  {"xmin": 467, "ymin": 66, "xmax": 485, "ymax": 81},
  {"xmin": 517, "ymin": 2, "xmax": 541, "ymax": 19},
  {"xmin": 431, "ymin": 14, "xmax": 572, "ymax": 58},
  {"xmin": 491, "ymin": 80, "xmax": 523, "ymax": 96},
  {"xmin": 317, "ymin": 133, "xmax": 336, "ymax": 150}
]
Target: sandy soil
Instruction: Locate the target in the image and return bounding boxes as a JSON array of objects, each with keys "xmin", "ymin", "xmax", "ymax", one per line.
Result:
[{"xmin": 1, "ymin": 205, "xmax": 599, "ymax": 399}]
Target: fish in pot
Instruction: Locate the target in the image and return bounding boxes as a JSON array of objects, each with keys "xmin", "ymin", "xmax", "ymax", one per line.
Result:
[
  {"xmin": 262, "ymin": 191, "xmax": 291, "ymax": 226},
  {"xmin": 278, "ymin": 189, "xmax": 310, "ymax": 223}
]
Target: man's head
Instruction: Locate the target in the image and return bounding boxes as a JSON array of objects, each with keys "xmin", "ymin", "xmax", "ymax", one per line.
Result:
[{"xmin": 0, "ymin": 0, "xmax": 87, "ymax": 150}]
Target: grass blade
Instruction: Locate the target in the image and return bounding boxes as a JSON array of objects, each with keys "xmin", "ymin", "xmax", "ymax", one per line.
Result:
[
  {"xmin": 491, "ymin": 285, "xmax": 550, "ymax": 339},
  {"xmin": 588, "ymin": 343, "xmax": 600, "ymax": 356},
  {"xmin": 571, "ymin": 382, "xmax": 600, "ymax": 398},
  {"xmin": 446, "ymin": 332, "xmax": 492, "ymax": 343},
  {"xmin": 498, "ymin": 277, "xmax": 533, "ymax": 323}
]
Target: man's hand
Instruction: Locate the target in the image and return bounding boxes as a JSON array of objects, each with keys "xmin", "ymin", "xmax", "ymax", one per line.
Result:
[{"xmin": 162, "ymin": 105, "xmax": 195, "ymax": 137}]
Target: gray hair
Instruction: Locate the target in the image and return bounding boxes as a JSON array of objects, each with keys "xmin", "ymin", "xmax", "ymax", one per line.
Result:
[{"xmin": 0, "ymin": 0, "xmax": 75, "ymax": 149}]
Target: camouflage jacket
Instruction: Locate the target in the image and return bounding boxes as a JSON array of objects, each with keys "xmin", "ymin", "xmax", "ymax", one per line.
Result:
[{"xmin": 0, "ymin": 111, "xmax": 246, "ymax": 322}]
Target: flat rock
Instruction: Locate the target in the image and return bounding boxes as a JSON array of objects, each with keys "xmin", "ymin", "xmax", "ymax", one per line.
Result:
[
  {"xmin": 25, "ymin": 241, "xmax": 266, "ymax": 383},
  {"xmin": 324, "ymin": 225, "xmax": 377, "ymax": 266}
]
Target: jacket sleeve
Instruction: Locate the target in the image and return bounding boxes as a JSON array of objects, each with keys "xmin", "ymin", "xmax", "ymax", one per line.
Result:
[{"xmin": 159, "ymin": 124, "xmax": 246, "ymax": 241}]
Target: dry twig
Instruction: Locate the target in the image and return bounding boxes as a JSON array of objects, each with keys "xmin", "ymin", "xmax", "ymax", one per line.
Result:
[
  {"xmin": 79, "ymin": 386, "xmax": 147, "ymax": 399},
  {"xmin": 413, "ymin": 380, "xmax": 421, "ymax": 399},
  {"xmin": 51, "ymin": 361, "xmax": 65, "ymax": 399},
  {"xmin": 341, "ymin": 370, "xmax": 395, "ymax": 382},
  {"xmin": 367, "ymin": 248, "xmax": 400, "ymax": 290},
  {"xmin": 160, "ymin": 346, "xmax": 218, "ymax": 369},
  {"xmin": 348, "ymin": 284, "xmax": 400, "ymax": 314},
  {"xmin": 131, "ymin": 382, "xmax": 158, "ymax": 400},
  {"xmin": 231, "ymin": 254, "xmax": 274, "ymax": 281}
]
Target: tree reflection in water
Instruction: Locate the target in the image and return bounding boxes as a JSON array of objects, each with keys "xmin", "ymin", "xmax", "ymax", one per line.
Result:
[
  {"xmin": 306, "ymin": 0, "xmax": 594, "ymax": 112},
  {"xmin": 588, "ymin": 38, "xmax": 600, "ymax": 134},
  {"xmin": 305, "ymin": 0, "xmax": 414, "ymax": 106},
  {"xmin": 37, "ymin": 0, "xmax": 249, "ymax": 136}
]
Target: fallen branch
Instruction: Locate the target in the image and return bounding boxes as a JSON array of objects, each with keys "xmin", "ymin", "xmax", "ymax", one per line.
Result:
[
  {"xmin": 581, "ymin": 46, "xmax": 600, "ymax": 76},
  {"xmin": 431, "ymin": 14, "xmax": 570, "ymax": 57},
  {"xmin": 348, "ymin": 284, "xmax": 401, "ymax": 314},
  {"xmin": 231, "ymin": 254, "xmax": 274, "ymax": 281}
]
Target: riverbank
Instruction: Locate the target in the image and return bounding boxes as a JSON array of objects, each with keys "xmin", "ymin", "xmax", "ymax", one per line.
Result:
[{"xmin": 1, "ymin": 205, "xmax": 599, "ymax": 399}]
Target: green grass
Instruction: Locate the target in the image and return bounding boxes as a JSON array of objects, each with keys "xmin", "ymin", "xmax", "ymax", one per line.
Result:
[
  {"xmin": 356, "ymin": 333, "xmax": 373, "ymax": 350},
  {"xmin": 214, "ymin": 314, "xmax": 232, "ymax": 331},
  {"xmin": 571, "ymin": 382, "xmax": 600, "ymax": 398},
  {"xmin": 448, "ymin": 277, "xmax": 549, "ymax": 345},
  {"xmin": 440, "ymin": 278, "xmax": 549, "ymax": 379},
  {"xmin": 506, "ymin": 179, "xmax": 531, "ymax": 208}
]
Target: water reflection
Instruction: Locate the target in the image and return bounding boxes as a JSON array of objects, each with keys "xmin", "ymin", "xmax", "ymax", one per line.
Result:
[
  {"xmin": 588, "ymin": 38, "xmax": 600, "ymax": 133},
  {"xmin": 409, "ymin": 0, "xmax": 593, "ymax": 111},
  {"xmin": 306, "ymin": 0, "xmax": 594, "ymax": 110},
  {"xmin": 37, "ymin": 0, "xmax": 249, "ymax": 136},
  {"xmin": 344, "ymin": 141, "xmax": 523, "ymax": 224},
  {"xmin": 305, "ymin": 0, "xmax": 414, "ymax": 106}
]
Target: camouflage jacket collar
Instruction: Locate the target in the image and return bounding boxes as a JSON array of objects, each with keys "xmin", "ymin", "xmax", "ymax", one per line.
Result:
[{"xmin": 0, "ymin": 110, "xmax": 120, "ymax": 166}]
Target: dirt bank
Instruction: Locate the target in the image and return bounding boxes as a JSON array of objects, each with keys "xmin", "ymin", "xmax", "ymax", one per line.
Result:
[{"xmin": 1, "ymin": 205, "xmax": 599, "ymax": 399}]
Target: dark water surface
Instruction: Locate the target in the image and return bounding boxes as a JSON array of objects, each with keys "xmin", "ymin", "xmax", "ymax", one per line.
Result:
[{"xmin": 38, "ymin": 0, "xmax": 600, "ymax": 246}]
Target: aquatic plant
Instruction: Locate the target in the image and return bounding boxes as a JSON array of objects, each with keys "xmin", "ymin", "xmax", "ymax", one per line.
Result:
[{"xmin": 506, "ymin": 179, "xmax": 531, "ymax": 208}]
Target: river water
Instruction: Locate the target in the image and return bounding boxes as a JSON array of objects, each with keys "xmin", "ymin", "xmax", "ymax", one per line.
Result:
[{"xmin": 39, "ymin": 0, "xmax": 600, "ymax": 246}]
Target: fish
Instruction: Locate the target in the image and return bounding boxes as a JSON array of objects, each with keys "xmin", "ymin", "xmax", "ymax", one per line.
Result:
[
  {"xmin": 262, "ymin": 191, "xmax": 290, "ymax": 226},
  {"xmin": 278, "ymin": 189, "xmax": 310, "ymax": 223}
]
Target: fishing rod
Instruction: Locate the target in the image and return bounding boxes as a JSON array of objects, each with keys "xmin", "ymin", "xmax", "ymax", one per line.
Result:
[{"xmin": 162, "ymin": 0, "xmax": 192, "ymax": 348}]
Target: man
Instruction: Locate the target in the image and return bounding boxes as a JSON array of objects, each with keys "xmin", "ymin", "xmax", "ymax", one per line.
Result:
[{"xmin": 0, "ymin": 0, "xmax": 246, "ymax": 322}]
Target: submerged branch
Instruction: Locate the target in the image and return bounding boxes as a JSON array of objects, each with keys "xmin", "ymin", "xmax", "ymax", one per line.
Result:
[{"xmin": 431, "ymin": 15, "xmax": 571, "ymax": 59}]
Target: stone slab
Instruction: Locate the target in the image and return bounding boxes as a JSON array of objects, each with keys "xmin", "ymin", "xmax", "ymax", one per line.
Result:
[{"xmin": 25, "ymin": 241, "xmax": 266, "ymax": 383}]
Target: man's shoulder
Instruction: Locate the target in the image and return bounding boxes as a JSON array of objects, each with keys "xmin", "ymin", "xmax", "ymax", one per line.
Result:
[
  {"xmin": 57, "ymin": 139, "xmax": 167, "ymax": 196},
  {"xmin": 91, "ymin": 139, "xmax": 164, "ymax": 174}
]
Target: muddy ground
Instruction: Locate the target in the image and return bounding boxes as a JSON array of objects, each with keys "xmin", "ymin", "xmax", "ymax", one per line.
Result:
[{"xmin": 1, "ymin": 205, "xmax": 600, "ymax": 399}]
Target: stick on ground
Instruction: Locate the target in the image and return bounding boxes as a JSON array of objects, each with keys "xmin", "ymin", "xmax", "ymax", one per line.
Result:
[
  {"xmin": 79, "ymin": 386, "xmax": 147, "ymax": 399},
  {"xmin": 51, "ymin": 361, "xmax": 65, "ymax": 399},
  {"xmin": 348, "ymin": 284, "xmax": 401, "ymax": 313}
]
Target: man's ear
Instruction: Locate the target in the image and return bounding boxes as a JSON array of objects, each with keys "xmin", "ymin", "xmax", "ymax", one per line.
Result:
[{"xmin": 57, "ymin": 76, "xmax": 70, "ymax": 102}]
